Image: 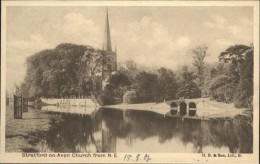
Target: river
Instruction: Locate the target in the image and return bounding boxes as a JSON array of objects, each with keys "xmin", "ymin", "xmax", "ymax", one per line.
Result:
[{"xmin": 39, "ymin": 106, "xmax": 253, "ymax": 153}]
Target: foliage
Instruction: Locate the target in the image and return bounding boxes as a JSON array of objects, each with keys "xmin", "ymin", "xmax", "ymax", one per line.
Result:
[
  {"xmin": 103, "ymin": 72, "xmax": 131, "ymax": 105},
  {"xmin": 201, "ymin": 64, "xmax": 219, "ymax": 97},
  {"xmin": 219, "ymin": 45, "xmax": 251, "ymax": 64},
  {"xmin": 155, "ymin": 67, "xmax": 178, "ymax": 102},
  {"xmin": 20, "ymin": 42, "xmax": 253, "ymax": 109},
  {"xmin": 135, "ymin": 71, "xmax": 158, "ymax": 102},
  {"xmin": 218, "ymin": 45, "xmax": 252, "ymax": 84},
  {"xmin": 202, "ymin": 44, "xmax": 254, "ymax": 108},
  {"xmin": 120, "ymin": 67, "xmax": 179, "ymax": 103},
  {"xmin": 123, "ymin": 90, "xmax": 139, "ymax": 104},
  {"xmin": 233, "ymin": 48, "xmax": 254, "ymax": 109},
  {"xmin": 176, "ymin": 66, "xmax": 201, "ymax": 99},
  {"xmin": 118, "ymin": 60, "xmax": 139, "ymax": 83},
  {"xmin": 22, "ymin": 43, "xmax": 104, "ymax": 99},
  {"xmin": 190, "ymin": 45, "xmax": 208, "ymax": 90},
  {"xmin": 208, "ymin": 75, "xmax": 236, "ymax": 103}
]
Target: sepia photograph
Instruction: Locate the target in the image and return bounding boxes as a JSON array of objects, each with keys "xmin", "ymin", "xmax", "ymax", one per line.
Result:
[{"xmin": 1, "ymin": 1, "xmax": 259, "ymax": 163}]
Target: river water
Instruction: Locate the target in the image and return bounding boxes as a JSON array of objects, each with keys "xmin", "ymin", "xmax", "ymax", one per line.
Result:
[{"xmin": 40, "ymin": 106, "xmax": 253, "ymax": 153}]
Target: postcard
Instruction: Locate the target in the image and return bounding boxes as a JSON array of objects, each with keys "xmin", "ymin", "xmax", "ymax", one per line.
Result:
[{"xmin": 1, "ymin": 0, "xmax": 259, "ymax": 163}]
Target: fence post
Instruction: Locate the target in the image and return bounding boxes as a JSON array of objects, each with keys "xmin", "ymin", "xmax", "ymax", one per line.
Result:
[
  {"xmin": 14, "ymin": 95, "xmax": 23, "ymax": 119},
  {"xmin": 23, "ymin": 97, "xmax": 25, "ymax": 112},
  {"xmin": 25, "ymin": 98, "xmax": 28, "ymax": 112},
  {"xmin": 6, "ymin": 98, "xmax": 9, "ymax": 106},
  {"xmin": 23, "ymin": 98, "xmax": 28, "ymax": 112},
  {"xmin": 13, "ymin": 95, "xmax": 16, "ymax": 119},
  {"xmin": 21, "ymin": 95, "xmax": 23, "ymax": 113}
]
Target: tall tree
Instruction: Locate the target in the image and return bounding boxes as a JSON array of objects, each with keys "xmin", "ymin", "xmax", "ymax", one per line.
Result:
[
  {"xmin": 118, "ymin": 59, "xmax": 139, "ymax": 83},
  {"xmin": 219, "ymin": 44, "xmax": 252, "ymax": 84},
  {"xmin": 103, "ymin": 72, "xmax": 131, "ymax": 104},
  {"xmin": 156, "ymin": 67, "xmax": 178, "ymax": 101},
  {"xmin": 135, "ymin": 71, "xmax": 158, "ymax": 102},
  {"xmin": 22, "ymin": 43, "xmax": 104, "ymax": 99},
  {"xmin": 190, "ymin": 45, "xmax": 208, "ymax": 93},
  {"xmin": 233, "ymin": 46, "xmax": 254, "ymax": 108},
  {"xmin": 177, "ymin": 66, "xmax": 201, "ymax": 99},
  {"xmin": 207, "ymin": 44, "xmax": 254, "ymax": 107}
]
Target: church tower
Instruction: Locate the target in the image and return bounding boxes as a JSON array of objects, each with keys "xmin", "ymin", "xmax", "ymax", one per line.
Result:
[
  {"xmin": 102, "ymin": 10, "xmax": 117, "ymax": 80},
  {"xmin": 103, "ymin": 10, "xmax": 112, "ymax": 51}
]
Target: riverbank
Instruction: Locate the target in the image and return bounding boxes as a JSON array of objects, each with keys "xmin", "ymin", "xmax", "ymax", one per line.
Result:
[
  {"xmin": 103, "ymin": 98, "xmax": 250, "ymax": 118},
  {"xmin": 5, "ymin": 105, "xmax": 53, "ymax": 152}
]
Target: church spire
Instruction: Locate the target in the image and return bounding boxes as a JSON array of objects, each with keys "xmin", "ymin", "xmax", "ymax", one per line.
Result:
[{"xmin": 103, "ymin": 9, "xmax": 112, "ymax": 51}]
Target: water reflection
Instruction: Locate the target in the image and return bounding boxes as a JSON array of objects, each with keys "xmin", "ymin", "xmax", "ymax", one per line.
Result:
[{"xmin": 42, "ymin": 107, "xmax": 253, "ymax": 153}]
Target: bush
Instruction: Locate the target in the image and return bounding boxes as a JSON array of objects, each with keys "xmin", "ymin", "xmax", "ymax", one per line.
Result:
[
  {"xmin": 177, "ymin": 82, "xmax": 201, "ymax": 99},
  {"xmin": 123, "ymin": 90, "xmax": 139, "ymax": 104},
  {"xmin": 233, "ymin": 87, "xmax": 253, "ymax": 109},
  {"xmin": 209, "ymin": 75, "xmax": 236, "ymax": 103}
]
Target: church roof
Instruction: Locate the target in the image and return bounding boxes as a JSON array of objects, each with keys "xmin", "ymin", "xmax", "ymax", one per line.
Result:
[{"xmin": 103, "ymin": 10, "xmax": 112, "ymax": 51}]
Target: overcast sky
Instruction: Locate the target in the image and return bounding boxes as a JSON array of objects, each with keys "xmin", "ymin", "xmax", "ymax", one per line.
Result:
[{"xmin": 6, "ymin": 6, "xmax": 253, "ymax": 88}]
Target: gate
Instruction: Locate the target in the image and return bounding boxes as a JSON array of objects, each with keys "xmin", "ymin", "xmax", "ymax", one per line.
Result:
[{"xmin": 14, "ymin": 95, "xmax": 23, "ymax": 119}]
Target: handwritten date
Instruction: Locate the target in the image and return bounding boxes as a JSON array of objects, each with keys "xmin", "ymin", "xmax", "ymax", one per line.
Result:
[{"xmin": 124, "ymin": 154, "xmax": 151, "ymax": 162}]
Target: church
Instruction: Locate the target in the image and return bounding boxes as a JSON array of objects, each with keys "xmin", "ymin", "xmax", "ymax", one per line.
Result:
[
  {"xmin": 101, "ymin": 10, "xmax": 117, "ymax": 81},
  {"xmin": 93, "ymin": 10, "xmax": 117, "ymax": 92}
]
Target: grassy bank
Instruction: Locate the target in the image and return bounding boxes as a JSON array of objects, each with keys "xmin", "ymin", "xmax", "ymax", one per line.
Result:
[{"xmin": 5, "ymin": 105, "xmax": 53, "ymax": 152}]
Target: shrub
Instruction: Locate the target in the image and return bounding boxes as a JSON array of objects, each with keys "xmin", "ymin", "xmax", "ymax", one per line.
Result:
[
  {"xmin": 209, "ymin": 75, "xmax": 236, "ymax": 103},
  {"xmin": 177, "ymin": 82, "xmax": 201, "ymax": 99},
  {"xmin": 233, "ymin": 88, "xmax": 253, "ymax": 109},
  {"xmin": 123, "ymin": 90, "xmax": 139, "ymax": 104}
]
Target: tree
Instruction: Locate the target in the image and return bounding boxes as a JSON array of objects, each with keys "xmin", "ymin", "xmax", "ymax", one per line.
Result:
[
  {"xmin": 219, "ymin": 45, "xmax": 251, "ymax": 64},
  {"xmin": 177, "ymin": 66, "xmax": 200, "ymax": 99},
  {"xmin": 22, "ymin": 43, "xmax": 104, "ymax": 99},
  {"xmin": 135, "ymin": 71, "xmax": 158, "ymax": 102},
  {"xmin": 118, "ymin": 59, "xmax": 139, "ymax": 83},
  {"xmin": 208, "ymin": 75, "xmax": 235, "ymax": 103},
  {"xmin": 103, "ymin": 72, "xmax": 131, "ymax": 105},
  {"xmin": 204, "ymin": 44, "xmax": 254, "ymax": 107},
  {"xmin": 233, "ymin": 47, "xmax": 254, "ymax": 108},
  {"xmin": 155, "ymin": 67, "xmax": 178, "ymax": 101},
  {"xmin": 201, "ymin": 63, "xmax": 219, "ymax": 97},
  {"xmin": 219, "ymin": 44, "xmax": 251, "ymax": 84}
]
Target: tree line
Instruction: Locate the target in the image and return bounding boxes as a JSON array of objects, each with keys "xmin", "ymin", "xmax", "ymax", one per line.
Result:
[
  {"xmin": 103, "ymin": 44, "xmax": 253, "ymax": 110},
  {"xmin": 19, "ymin": 43, "xmax": 254, "ymax": 109}
]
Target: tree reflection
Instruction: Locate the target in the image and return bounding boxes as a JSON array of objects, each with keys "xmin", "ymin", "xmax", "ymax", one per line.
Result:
[
  {"xmin": 42, "ymin": 108, "xmax": 253, "ymax": 153},
  {"xmin": 46, "ymin": 113, "xmax": 93, "ymax": 152},
  {"xmin": 122, "ymin": 110, "xmax": 182, "ymax": 143}
]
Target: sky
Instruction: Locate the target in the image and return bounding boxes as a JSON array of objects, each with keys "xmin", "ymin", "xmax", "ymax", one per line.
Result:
[{"xmin": 6, "ymin": 6, "xmax": 253, "ymax": 88}]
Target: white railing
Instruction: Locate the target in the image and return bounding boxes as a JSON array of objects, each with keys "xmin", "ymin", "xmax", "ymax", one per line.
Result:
[{"xmin": 40, "ymin": 98, "xmax": 99, "ymax": 108}]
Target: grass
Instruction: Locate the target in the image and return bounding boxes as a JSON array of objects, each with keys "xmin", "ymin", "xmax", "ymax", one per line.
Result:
[{"xmin": 5, "ymin": 105, "xmax": 53, "ymax": 152}]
